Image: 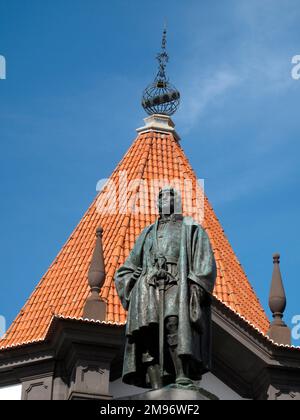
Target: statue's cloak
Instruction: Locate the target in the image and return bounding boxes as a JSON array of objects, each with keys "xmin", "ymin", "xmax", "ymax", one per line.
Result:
[{"xmin": 115, "ymin": 216, "xmax": 217, "ymax": 387}]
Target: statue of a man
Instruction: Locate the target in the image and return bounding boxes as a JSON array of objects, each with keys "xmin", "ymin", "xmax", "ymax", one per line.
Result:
[{"xmin": 115, "ymin": 186, "xmax": 217, "ymax": 390}]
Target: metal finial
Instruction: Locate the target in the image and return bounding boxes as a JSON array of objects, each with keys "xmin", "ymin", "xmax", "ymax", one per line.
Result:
[
  {"xmin": 142, "ymin": 26, "xmax": 180, "ymax": 116},
  {"xmin": 156, "ymin": 26, "xmax": 169, "ymax": 83},
  {"xmin": 161, "ymin": 24, "xmax": 167, "ymax": 50}
]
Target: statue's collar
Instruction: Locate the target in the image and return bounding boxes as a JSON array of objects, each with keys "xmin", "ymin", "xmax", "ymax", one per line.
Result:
[
  {"xmin": 158, "ymin": 214, "xmax": 183, "ymax": 224},
  {"xmin": 153, "ymin": 214, "xmax": 183, "ymax": 251}
]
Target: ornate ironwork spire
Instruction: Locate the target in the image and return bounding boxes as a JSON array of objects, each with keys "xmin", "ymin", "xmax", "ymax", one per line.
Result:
[
  {"xmin": 156, "ymin": 26, "xmax": 169, "ymax": 84},
  {"xmin": 142, "ymin": 27, "xmax": 180, "ymax": 116}
]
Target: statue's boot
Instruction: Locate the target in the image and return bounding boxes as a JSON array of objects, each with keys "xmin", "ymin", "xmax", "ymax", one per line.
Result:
[
  {"xmin": 169, "ymin": 346, "xmax": 194, "ymax": 388},
  {"xmin": 166, "ymin": 316, "xmax": 195, "ymax": 388},
  {"xmin": 147, "ymin": 364, "xmax": 163, "ymax": 390}
]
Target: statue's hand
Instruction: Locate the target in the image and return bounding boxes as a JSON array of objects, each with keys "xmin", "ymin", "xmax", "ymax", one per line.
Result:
[
  {"xmin": 190, "ymin": 283, "xmax": 206, "ymax": 304},
  {"xmin": 156, "ymin": 269, "xmax": 168, "ymax": 280}
]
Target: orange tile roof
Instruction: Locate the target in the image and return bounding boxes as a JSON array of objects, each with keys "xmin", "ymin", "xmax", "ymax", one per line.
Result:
[{"xmin": 0, "ymin": 130, "xmax": 270, "ymax": 349}]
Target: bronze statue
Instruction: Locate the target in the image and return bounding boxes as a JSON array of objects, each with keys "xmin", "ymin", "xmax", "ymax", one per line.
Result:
[{"xmin": 115, "ymin": 186, "xmax": 217, "ymax": 390}]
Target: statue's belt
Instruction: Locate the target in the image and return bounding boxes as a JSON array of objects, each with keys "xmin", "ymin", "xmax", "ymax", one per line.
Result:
[
  {"xmin": 147, "ymin": 256, "xmax": 179, "ymax": 287},
  {"xmin": 154, "ymin": 255, "xmax": 179, "ymax": 265}
]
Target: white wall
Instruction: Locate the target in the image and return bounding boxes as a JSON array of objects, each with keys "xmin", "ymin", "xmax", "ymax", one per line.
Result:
[
  {"xmin": 0, "ymin": 384, "xmax": 22, "ymax": 400},
  {"xmin": 110, "ymin": 372, "xmax": 246, "ymax": 400}
]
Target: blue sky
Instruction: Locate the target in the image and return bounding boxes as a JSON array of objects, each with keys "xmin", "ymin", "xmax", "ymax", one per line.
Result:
[{"xmin": 0, "ymin": 0, "xmax": 299, "ymax": 342}]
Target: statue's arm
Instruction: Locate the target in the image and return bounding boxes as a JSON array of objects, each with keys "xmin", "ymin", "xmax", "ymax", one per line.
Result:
[
  {"xmin": 115, "ymin": 262, "xmax": 142, "ymax": 310},
  {"xmin": 188, "ymin": 226, "xmax": 217, "ymax": 297},
  {"xmin": 114, "ymin": 227, "xmax": 150, "ymax": 310}
]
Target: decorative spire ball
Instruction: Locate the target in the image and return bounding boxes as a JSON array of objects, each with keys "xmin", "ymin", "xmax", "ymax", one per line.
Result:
[{"xmin": 142, "ymin": 27, "xmax": 180, "ymax": 116}]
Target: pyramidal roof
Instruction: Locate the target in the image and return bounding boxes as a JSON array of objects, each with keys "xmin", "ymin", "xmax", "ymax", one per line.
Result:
[{"xmin": 0, "ymin": 115, "xmax": 270, "ymax": 350}]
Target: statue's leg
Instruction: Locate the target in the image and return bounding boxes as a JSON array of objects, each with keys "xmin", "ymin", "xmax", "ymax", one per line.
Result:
[
  {"xmin": 147, "ymin": 364, "xmax": 162, "ymax": 390},
  {"xmin": 141, "ymin": 327, "xmax": 162, "ymax": 390},
  {"xmin": 166, "ymin": 316, "xmax": 194, "ymax": 386}
]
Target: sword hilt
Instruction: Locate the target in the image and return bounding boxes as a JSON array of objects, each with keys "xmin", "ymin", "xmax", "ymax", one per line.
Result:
[{"xmin": 157, "ymin": 255, "xmax": 167, "ymax": 270}]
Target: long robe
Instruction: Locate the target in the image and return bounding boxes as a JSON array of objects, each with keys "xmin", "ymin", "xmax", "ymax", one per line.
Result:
[{"xmin": 115, "ymin": 216, "xmax": 217, "ymax": 387}]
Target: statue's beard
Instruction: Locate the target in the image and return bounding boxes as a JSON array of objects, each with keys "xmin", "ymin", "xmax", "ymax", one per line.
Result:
[{"xmin": 159, "ymin": 202, "xmax": 175, "ymax": 216}]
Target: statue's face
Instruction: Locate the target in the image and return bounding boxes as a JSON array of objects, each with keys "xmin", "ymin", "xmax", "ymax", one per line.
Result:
[{"xmin": 158, "ymin": 189, "xmax": 175, "ymax": 216}]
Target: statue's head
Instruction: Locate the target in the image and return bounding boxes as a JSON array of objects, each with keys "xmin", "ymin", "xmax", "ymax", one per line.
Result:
[{"xmin": 158, "ymin": 186, "xmax": 182, "ymax": 216}]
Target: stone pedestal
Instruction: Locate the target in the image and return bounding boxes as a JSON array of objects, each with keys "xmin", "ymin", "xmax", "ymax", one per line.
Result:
[{"xmin": 118, "ymin": 386, "xmax": 219, "ymax": 401}]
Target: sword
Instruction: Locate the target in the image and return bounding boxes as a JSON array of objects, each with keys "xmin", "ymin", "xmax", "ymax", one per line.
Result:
[{"xmin": 156, "ymin": 256, "xmax": 167, "ymax": 379}]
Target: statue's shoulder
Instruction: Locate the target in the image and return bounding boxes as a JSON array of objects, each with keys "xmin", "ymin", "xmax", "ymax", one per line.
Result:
[
  {"xmin": 129, "ymin": 224, "xmax": 154, "ymax": 256},
  {"xmin": 137, "ymin": 223, "xmax": 155, "ymax": 240},
  {"xmin": 182, "ymin": 216, "xmax": 207, "ymax": 234},
  {"xmin": 144, "ymin": 222, "xmax": 155, "ymax": 233},
  {"xmin": 182, "ymin": 216, "xmax": 203, "ymax": 228}
]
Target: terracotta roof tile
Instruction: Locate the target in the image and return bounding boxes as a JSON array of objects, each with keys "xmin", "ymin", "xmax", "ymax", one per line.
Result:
[{"xmin": 0, "ymin": 130, "xmax": 270, "ymax": 350}]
